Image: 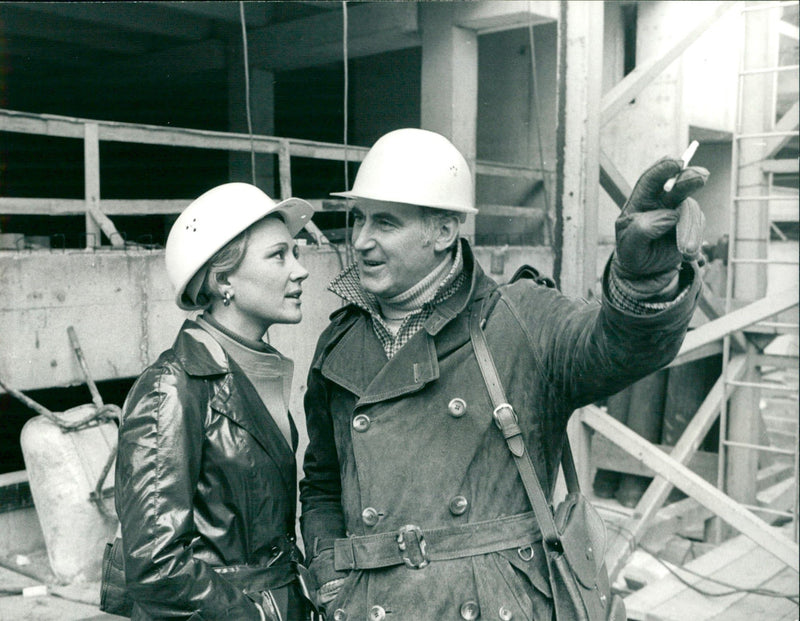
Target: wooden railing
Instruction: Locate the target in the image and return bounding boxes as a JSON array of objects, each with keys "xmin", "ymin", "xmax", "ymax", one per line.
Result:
[{"xmin": 0, "ymin": 108, "xmax": 547, "ymax": 249}]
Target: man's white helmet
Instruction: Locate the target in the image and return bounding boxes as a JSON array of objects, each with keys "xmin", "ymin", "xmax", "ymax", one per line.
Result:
[
  {"xmin": 332, "ymin": 128, "xmax": 476, "ymax": 214},
  {"xmin": 165, "ymin": 183, "xmax": 313, "ymax": 310}
]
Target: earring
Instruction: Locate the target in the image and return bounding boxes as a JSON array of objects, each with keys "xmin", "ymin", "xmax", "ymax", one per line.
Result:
[{"xmin": 223, "ymin": 291, "xmax": 233, "ymax": 306}]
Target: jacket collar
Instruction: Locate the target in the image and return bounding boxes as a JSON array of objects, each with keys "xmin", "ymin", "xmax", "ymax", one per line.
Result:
[
  {"xmin": 320, "ymin": 240, "xmax": 498, "ymax": 404},
  {"xmin": 173, "ymin": 319, "xmax": 230, "ymax": 377}
]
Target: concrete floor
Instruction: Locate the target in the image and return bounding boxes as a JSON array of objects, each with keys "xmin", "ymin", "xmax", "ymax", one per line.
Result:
[{"xmin": 0, "ymin": 551, "xmax": 123, "ymax": 621}]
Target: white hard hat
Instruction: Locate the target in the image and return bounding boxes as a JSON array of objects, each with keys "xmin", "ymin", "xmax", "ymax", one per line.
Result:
[
  {"xmin": 332, "ymin": 128, "xmax": 476, "ymax": 214},
  {"xmin": 165, "ymin": 182, "xmax": 313, "ymax": 310}
]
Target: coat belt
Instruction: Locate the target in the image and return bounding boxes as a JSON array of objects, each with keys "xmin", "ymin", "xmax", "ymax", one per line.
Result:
[
  {"xmin": 214, "ymin": 560, "xmax": 296, "ymax": 592},
  {"xmin": 334, "ymin": 511, "xmax": 541, "ymax": 571}
]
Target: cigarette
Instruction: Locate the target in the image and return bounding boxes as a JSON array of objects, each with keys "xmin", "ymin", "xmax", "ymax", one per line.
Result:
[{"xmin": 663, "ymin": 140, "xmax": 699, "ymax": 192}]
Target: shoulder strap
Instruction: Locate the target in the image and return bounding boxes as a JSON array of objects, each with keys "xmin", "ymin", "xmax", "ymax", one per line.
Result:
[{"xmin": 469, "ymin": 299, "xmax": 577, "ymax": 547}]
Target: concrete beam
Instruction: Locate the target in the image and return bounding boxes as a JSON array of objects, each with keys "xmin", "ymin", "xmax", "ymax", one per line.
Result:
[
  {"xmin": 247, "ymin": 2, "xmax": 420, "ymax": 71},
  {"xmin": 450, "ymin": 0, "xmax": 558, "ymax": 33},
  {"xmin": 0, "ymin": 5, "xmax": 157, "ymax": 55},
  {"xmin": 15, "ymin": 2, "xmax": 212, "ymax": 41}
]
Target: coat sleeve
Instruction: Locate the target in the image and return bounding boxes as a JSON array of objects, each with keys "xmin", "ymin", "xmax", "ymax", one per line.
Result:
[
  {"xmin": 500, "ymin": 259, "xmax": 700, "ymax": 412},
  {"xmin": 299, "ymin": 334, "xmax": 349, "ymax": 587},
  {"xmin": 115, "ymin": 364, "xmax": 263, "ymax": 620}
]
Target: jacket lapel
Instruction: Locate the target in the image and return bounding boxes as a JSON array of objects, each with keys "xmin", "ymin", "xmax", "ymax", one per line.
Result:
[
  {"xmin": 174, "ymin": 320, "xmax": 295, "ymax": 492},
  {"xmin": 210, "ymin": 369, "xmax": 295, "ymax": 493}
]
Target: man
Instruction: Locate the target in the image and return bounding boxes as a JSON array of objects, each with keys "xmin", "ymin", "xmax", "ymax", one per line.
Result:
[{"xmin": 300, "ymin": 128, "xmax": 706, "ymax": 620}]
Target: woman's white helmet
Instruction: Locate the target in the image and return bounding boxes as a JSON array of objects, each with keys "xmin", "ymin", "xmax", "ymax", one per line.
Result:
[
  {"xmin": 165, "ymin": 183, "xmax": 313, "ymax": 310},
  {"xmin": 332, "ymin": 128, "xmax": 476, "ymax": 214}
]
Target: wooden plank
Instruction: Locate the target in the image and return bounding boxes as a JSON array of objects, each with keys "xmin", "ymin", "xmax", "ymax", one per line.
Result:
[
  {"xmin": 556, "ymin": 0, "xmax": 603, "ymax": 298},
  {"xmin": 668, "ymin": 341, "xmax": 724, "ymax": 368},
  {"xmin": 600, "ymin": 1, "xmax": 737, "ymax": 126},
  {"xmin": 476, "ymin": 205, "xmax": 546, "ymax": 219},
  {"xmin": 712, "ymin": 567, "xmax": 799, "ymax": 620},
  {"xmin": 761, "ymin": 159, "xmax": 799, "ymax": 174},
  {"xmin": 593, "ymin": 436, "xmax": 718, "ymax": 481},
  {"xmin": 607, "ymin": 357, "xmax": 747, "ymax": 579},
  {"xmin": 0, "ymin": 109, "xmax": 369, "ymax": 161},
  {"xmin": 628, "ymin": 538, "xmax": 796, "ymax": 620},
  {"xmin": 475, "ymin": 160, "xmax": 543, "ymax": 180},
  {"xmin": 581, "ymin": 405, "xmax": 800, "ymax": 571},
  {"xmin": 83, "ymin": 123, "xmax": 101, "ymax": 249},
  {"xmin": 599, "ymin": 149, "xmax": 632, "ymax": 209},
  {"xmin": 624, "ymin": 534, "xmax": 759, "ymax": 617},
  {"xmin": 677, "ymin": 287, "xmax": 799, "ymax": 357},
  {"xmin": 0, "ymin": 198, "xmax": 189, "ymax": 216}
]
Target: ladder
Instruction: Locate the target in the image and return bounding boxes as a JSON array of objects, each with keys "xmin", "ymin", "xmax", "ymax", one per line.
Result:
[{"xmin": 719, "ymin": 0, "xmax": 799, "ymax": 541}]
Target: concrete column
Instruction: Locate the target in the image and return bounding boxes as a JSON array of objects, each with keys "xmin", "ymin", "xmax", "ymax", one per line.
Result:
[
  {"xmin": 554, "ymin": 0, "xmax": 603, "ymax": 298},
  {"xmin": 420, "ymin": 3, "xmax": 478, "ymax": 240},
  {"xmin": 227, "ymin": 39, "xmax": 276, "ymax": 195}
]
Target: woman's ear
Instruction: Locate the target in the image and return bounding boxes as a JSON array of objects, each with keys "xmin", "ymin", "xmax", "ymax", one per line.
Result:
[
  {"xmin": 433, "ymin": 215, "xmax": 460, "ymax": 253},
  {"xmin": 208, "ymin": 270, "xmax": 231, "ymax": 300}
]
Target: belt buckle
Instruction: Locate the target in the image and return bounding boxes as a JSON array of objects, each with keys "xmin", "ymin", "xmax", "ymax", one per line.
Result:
[
  {"xmin": 492, "ymin": 403, "xmax": 517, "ymax": 429},
  {"xmin": 397, "ymin": 524, "xmax": 429, "ymax": 569}
]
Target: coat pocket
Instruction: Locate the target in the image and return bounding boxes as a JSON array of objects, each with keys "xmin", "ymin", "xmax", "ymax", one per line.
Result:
[{"xmin": 471, "ymin": 549, "xmax": 552, "ymax": 621}]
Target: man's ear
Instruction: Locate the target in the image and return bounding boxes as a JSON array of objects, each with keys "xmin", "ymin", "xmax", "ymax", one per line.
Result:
[{"xmin": 433, "ymin": 214, "xmax": 460, "ymax": 253}]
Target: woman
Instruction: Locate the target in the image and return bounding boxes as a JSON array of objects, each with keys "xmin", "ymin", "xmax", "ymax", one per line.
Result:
[{"xmin": 114, "ymin": 183, "xmax": 314, "ymax": 620}]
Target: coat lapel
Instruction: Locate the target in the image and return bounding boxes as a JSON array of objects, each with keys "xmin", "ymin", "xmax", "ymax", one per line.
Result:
[{"xmin": 174, "ymin": 321, "xmax": 295, "ymax": 493}]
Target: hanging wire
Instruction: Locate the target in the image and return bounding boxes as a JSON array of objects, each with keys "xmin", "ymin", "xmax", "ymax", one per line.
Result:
[
  {"xmin": 239, "ymin": 1, "xmax": 257, "ymax": 185},
  {"xmin": 528, "ymin": 3, "xmax": 552, "ymax": 245},
  {"xmin": 342, "ymin": 1, "xmax": 353, "ymax": 266}
]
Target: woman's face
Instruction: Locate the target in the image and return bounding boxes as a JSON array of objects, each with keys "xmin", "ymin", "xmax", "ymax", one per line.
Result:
[{"xmin": 224, "ymin": 217, "xmax": 309, "ymax": 335}]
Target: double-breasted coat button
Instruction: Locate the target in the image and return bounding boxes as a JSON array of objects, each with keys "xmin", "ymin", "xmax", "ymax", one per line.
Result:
[
  {"xmin": 448, "ymin": 398, "xmax": 467, "ymax": 417},
  {"xmin": 460, "ymin": 600, "xmax": 480, "ymax": 620},
  {"xmin": 449, "ymin": 495, "xmax": 469, "ymax": 516},
  {"xmin": 369, "ymin": 605, "xmax": 386, "ymax": 621},
  {"xmin": 353, "ymin": 414, "xmax": 371, "ymax": 432},
  {"xmin": 332, "ymin": 610, "xmax": 347, "ymax": 621},
  {"xmin": 499, "ymin": 606, "xmax": 513, "ymax": 620},
  {"xmin": 361, "ymin": 507, "xmax": 379, "ymax": 526}
]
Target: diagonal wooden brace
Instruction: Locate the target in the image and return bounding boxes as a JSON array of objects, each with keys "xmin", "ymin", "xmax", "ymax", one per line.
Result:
[{"xmin": 581, "ymin": 405, "xmax": 799, "ymax": 572}]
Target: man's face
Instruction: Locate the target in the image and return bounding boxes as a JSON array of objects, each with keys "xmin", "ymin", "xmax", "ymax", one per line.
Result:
[{"xmin": 350, "ymin": 200, "xmax": 443, "ymax": 300}]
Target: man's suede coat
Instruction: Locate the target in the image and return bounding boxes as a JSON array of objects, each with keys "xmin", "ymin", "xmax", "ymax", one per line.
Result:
[{"xmin": 300, "ymin": 241, "xmax": 699, "ymax": 620}]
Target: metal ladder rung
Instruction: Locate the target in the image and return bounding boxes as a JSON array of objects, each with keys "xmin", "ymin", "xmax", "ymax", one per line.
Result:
[
  {"xmin": 739, "ymin": 64, "xmax": 799, "ymax": 76},
  {"xmin": 729, "ymin": 257, "xmax": 800, "ymax": 265},
  {"xmin": 737, "ymin": 503, "xmax": 795, "ymax": 519},
  {"xmin": 721, "ymin": 440, "xmax": 798, "ymax": 456},
  {"xmin": 725, "ymin": 379, "xmax": 798, "ymax": 392},
  {"xmin": 742, "ymin": 1, "xmax": 799, "ymax": 13},
  {"xmin": 733, "ymin": 194, "xmax": 800, "ymax": 202},
  {"xmin": 736, "ymin": 130, "xmax": 800, "ymax": 140}
]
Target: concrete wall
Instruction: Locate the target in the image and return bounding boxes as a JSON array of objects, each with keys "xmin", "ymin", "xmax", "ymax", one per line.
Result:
[{"xmin": 0, "ymin": 243, "xmax": 555, "ymax": 475}]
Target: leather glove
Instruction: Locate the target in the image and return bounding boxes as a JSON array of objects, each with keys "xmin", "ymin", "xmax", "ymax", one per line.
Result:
[
  {"xmin": 612, "ymin": 157, "xmax": 708, "ymax": 299},
  {"xmin": 306, "ymin": 548, "xmax": 350, "ymax": 612}
]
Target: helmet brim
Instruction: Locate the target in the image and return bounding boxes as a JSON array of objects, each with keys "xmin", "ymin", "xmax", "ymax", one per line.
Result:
[{"xmin": 329, "ymin": 190, "xmax": 478, "ymax": 214}]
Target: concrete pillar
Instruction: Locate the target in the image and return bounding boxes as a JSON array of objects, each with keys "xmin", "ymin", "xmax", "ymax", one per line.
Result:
[
  {"xmin": 227, "ymin": 40, "xmax": 276, "ymax": 195},
  {"xmin": 554, "ymin": 0, "xmax": 603, "ymax": 299},
  {"xmin": 420, "ymin": 3, "xmax": 478, "ymax": 240}
]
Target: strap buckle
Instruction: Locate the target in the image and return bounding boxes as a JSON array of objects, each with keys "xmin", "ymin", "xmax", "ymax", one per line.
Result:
[
  {"xmin": 397, "ymin": 524, "xmax": 429, "ymax": 569},
  {"xmin": 493, "ymin": 403, "xmax": 518, "ymax": 430}
]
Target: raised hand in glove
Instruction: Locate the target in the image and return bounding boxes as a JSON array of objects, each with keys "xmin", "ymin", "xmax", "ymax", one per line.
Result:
[{"xmin": 611, "ymin": 156, "xmax": 708, "ymax": 300}]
